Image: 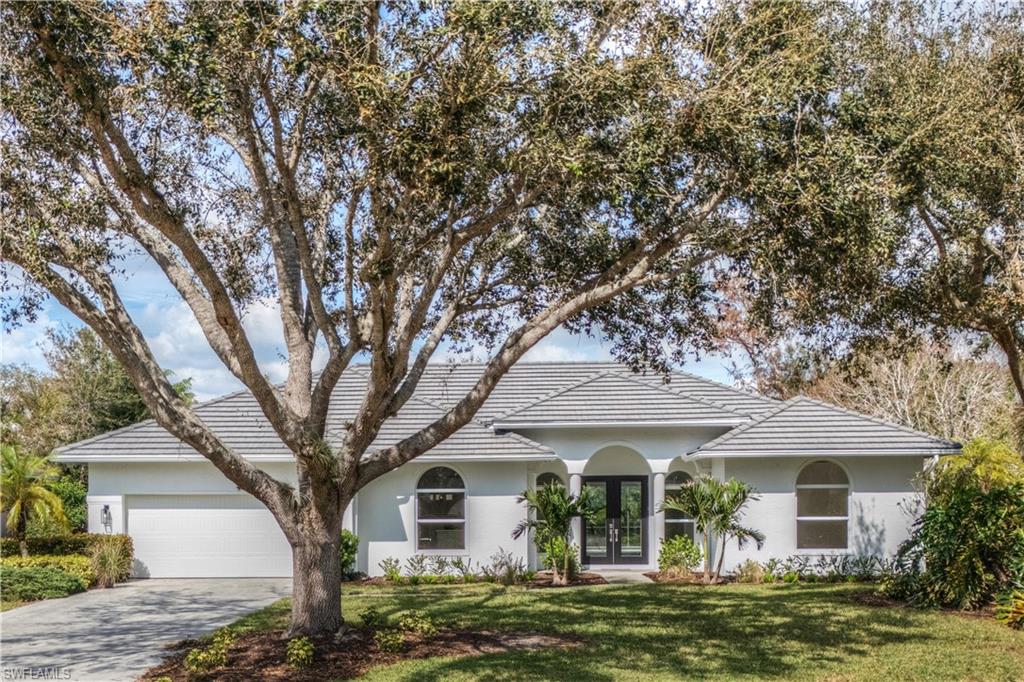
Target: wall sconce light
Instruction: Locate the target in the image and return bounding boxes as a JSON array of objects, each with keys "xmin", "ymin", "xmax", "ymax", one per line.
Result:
[{"xmin": 100, "ymin": 504, "xmax": 113, "ymax": 534}]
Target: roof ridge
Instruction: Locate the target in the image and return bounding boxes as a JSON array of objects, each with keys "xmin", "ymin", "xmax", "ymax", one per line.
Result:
[
  {"xmin": 664, "ymin": 369, "xmax": 780, "ymax": 405},
  {"xmin": 789, "ymin": 395, "xmax": 961, "ymax": 448},
  {"xmin": 489, "ymin": 370, "xmax": 614, "ymax": 422},
  {"xmin": 686, "ymin": 398, "xmax": 799, "ymax": 454},
  {"xmin": 611, "ymin": 371, "xmax": 750, "ymax": 417}
]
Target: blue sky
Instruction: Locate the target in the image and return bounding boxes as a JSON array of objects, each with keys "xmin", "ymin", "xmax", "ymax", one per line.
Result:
[{"xmin": 2, "ymin": 256, "xmax": 737, "ymax": 402}]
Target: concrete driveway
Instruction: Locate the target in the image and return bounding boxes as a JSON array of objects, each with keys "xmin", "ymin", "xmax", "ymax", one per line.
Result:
[{"xmin": 1, "ymin": 578, "xmax": 290, "ymax": 681}]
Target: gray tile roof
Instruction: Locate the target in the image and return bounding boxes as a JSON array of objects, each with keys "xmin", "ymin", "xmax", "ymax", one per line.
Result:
[
  {"xmin": 688, "ymin": 396, "xmax": 960, "ymax": 458},
  {"xmin": 491, "ymin": 372, "xmax": 747, "ymax": 426},
  {"xmin": 54, "ymin": 361, "xmax": 956, "ymax": 462}
]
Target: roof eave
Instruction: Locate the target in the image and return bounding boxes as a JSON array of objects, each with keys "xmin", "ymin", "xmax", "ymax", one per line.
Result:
[
  {"xmin": 687, "ymin": 447, "xmax": 962, "ymax": 459},
  {"xmin": 55, "ymin": 452, "xmax": 557, "ymax": 464},
  {"xmin": 493, "ymin": 419, "xmax": 748, "ymax": 430}
]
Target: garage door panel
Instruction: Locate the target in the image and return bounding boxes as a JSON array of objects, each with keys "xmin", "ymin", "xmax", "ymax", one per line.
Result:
[{"xmin": 127, "ymin": 495, "xmax": 292, "ymax": 578}]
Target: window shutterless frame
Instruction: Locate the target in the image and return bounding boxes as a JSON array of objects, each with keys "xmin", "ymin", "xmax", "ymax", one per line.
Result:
[
  {"xmin": 415, "ymin": 466, "xmax": 466, "ymax": 551},
  {"xmin": 664, "ymin": 471, "xmax": 696, "ymax": 543},
  {"xmin": 795, "ymin": 460, "xmax": 850, "ymax": 550}
]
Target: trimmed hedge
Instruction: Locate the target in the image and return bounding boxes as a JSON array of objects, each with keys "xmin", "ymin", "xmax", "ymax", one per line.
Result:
[
  {"xmin": 0, "ymin": 534, "xmax": 133, "ymax": 562},
  {"xmin": 0, "ymin": 566, "xmax": 86, "ymax": 601},
  {"xmin": 1, "ymin": 554, "xmax": 95, "ymax": 589}
]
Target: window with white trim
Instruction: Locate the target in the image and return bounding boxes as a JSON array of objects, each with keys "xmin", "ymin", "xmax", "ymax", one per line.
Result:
[
  {"xmin": 665, "ymin": 471, "xmax": 695, "ymax": 542},
  {"xmin": 796, "ymin": 461, "xmax": 849, "ymax": 549},
  {"xmin": 416, "ymin": 467, "xmax": 465, "ymax": 550}
]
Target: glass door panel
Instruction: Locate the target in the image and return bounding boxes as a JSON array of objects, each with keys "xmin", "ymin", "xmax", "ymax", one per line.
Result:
[
  {"xmin": 618, "ymin": 481, "xmax": 643, "ymax": 560},
  {"xmin": 583, "ymin": 481, "xmax": 608, "ymax": 559}
]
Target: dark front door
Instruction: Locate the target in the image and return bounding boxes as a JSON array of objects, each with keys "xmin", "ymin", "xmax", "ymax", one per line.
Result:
[{"xmin": 581, "ymin": 476, "xmax": 648, "ymax": 565}]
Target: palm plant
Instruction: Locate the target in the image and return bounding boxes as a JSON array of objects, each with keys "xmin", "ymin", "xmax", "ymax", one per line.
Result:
[
  {"xmin": 512, "ymin": 482, "xmax": 599, "ymax": 586},
  {"xmin": 710, "ymin": 479, "xmax": 765, "ymax": 583},
  {"xmin": 661, "ymin": 475, "xmax": 764, "ymax": 584},
  {"xmin": 661, "ymin": 475, "xmax": 720, "ymax": 582},
  {"xmin": 1, "ymin": 444, "xmax": 68, "ymax": 556}
]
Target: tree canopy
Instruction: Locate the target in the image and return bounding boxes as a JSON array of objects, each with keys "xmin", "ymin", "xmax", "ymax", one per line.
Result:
[{"xmin": 0, "ymin": 0, "xmax": 944, "ymax": 634}]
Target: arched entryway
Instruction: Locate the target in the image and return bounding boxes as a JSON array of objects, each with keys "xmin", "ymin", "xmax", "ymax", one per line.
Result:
[{"xmin": 581, "ymin": 445, "xmax": 651, "ymax": 566}]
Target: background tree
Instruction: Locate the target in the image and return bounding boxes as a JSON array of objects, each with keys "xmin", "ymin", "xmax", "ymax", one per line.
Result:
[
  {"xmin": 0, "ymin": 445, "xmax": 68, "ymax": 556},
  {"xmin": 729, "ymin": 339, "xmax": 1019, "ymax": 449},
  {"xmin": 1, "ymin": 328, "xmax": 192, "ymax": 532},
  {"xmin": 737, "ymin": 1, "xmax": 1024, "ymax": 439},
  {"xmin": 1, "ymin": 1, "xmax": 893, "ymax": 634}
]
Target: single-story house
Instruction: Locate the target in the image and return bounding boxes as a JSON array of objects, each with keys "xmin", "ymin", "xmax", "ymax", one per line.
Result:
[{"xmin": 55, "ymin": 362, "xmax": 960, "ymax": 578}]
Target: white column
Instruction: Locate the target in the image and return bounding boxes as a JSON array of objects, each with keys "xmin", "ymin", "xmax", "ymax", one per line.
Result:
[
  {"xmin": 652, "ymin": 471, "xmax": 666, "ymax": 556},
  {"xmin": 569, "ymin": 473, "xmax": 583, "ymax": 547}
]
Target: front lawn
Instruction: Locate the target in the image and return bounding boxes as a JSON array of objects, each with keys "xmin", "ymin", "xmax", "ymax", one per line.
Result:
[{"xmin": 161, "ymin": 582, "xmax": 1024, "ymax": 681}]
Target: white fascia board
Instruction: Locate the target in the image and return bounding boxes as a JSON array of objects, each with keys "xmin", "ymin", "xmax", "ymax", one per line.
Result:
[
  {"xmin": 492, "ymin": 419, "xmax": 747, "ymax": 430},
  {"xmin": 56, "ymin": 453, "xmax": 556, "ymax": 463},
  {"xmin": 687, "ymin": 448, "xmax": 961, "ymax": 459}
]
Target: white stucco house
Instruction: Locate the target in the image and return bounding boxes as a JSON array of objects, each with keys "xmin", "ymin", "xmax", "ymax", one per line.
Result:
[{"xmin": 55, "ymin": 362, "xmax": 960, "ymax": 578}]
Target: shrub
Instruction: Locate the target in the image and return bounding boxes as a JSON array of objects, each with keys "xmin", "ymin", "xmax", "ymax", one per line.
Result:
[
  {"xmin": 374, "ymin": 628, "xmax": 405, "ymax": 653},
  {"xmin": 398, "ymin": 610, "xmax": 438, "ymax": 637},
  {"xmin": 543, "ymin": 537, "xmax": 580, "ymax": 582},
  {"xmin": 658, "ymin": 535, "xmax": 702, "ymax": 574},
  {"xmin": 286, "ymin": 636, "xmax": 315, "ymax": 668},
  {"xmin": 379, "ymin": 557, "xmax": 402, "ymax": 583},
  {"xmin": 996, "ymin": 590, "xmax": 1024, "ymax": 630},
  {"xmin": 360, "ymin": 607, "xmax": 386, "ymax": 629},
  {"xmin": 448, "ymin": 557, "xmax": 475, "ymax": 582},
  {"xmin": 480, "ymin": 547, "xmax": 529, "ymax": 585},
  {"xmin": 185, "ymin": 629, "xmax": 235, "ymax": 675},
  {"xmin": 404, "ymin": 554, "xmax": 429, "ymax": 577},
  {"xmin": 735, "ymin": 559, "xmax": 765, "ymax": 584},
  {"xmin": 0, "ymin": 533, "xmax": 133, "ymax": 560},
  {"xmin": 889, "ymin": 439, "xmax": 1024, "ymax": 609},
  {"xmin": 428, "ymin": 556, "xmax": 451, "ymax": 576},
  {"xmin": 339, "ymin": 530, "xmax": 359, "ymax": 577},
  {"xmin": 1, "ymin": 554, "xmax": 95, "ymax": 589},
  {"xmin": 0, "ymin": 566, "xmax": 85, "ymax": 601},
  {"xmin": 27, "ymin": 476, "xmax": 87, "ymax": 537},
  {"xmin": 90, "ymin": 535, "xmax": 133, "ymax": 587}
]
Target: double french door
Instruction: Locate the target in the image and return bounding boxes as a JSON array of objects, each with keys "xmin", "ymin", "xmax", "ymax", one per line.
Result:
[{"xmin": 581, "ymin": 476, "xmax": 648, "ymax": 565}]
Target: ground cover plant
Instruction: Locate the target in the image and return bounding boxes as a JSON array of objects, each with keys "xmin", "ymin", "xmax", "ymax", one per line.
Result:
[{"xmin": 143, "ymin": 581, "xmax": 1024, "ymax": 681}]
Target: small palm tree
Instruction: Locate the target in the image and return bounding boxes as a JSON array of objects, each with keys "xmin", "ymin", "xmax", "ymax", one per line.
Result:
[
  {"xmin": 1, "ymin": 445, "xmax": 68, "ymax": 557},
  {"xmin": 512, "ymin": 482, "xmax": 599, "ymax": 586},
  {"xmin": 710, "ymin": 479, "xmax": 765, "ymax": 582},
  {"xmin": 661, "ymin": 475, "xmax": 721, "ymax": 583},
  {"xmin": 662, "ymin": 475, "xmax": 764, "ymax": 584}
]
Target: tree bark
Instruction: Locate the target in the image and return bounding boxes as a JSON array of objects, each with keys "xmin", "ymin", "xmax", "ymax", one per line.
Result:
[
  {"xmin": 288, "ymin": 528, "xmax": 343, "ymax": 637},
  {"xmin": 713, "ymin": 536, "xmax": 727, "ymax": 583},
  {"xmin": 702, "ymin": 532, "xmax": 712, "ymax": 584}
]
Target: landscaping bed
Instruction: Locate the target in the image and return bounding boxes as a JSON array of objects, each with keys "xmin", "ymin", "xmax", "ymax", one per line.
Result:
[{"xmin": 143, "ymin": 627, "xmax": 580, "ymax": 681}]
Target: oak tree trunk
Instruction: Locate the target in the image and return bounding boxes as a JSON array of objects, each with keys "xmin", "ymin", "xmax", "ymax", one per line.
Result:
[
  {"xmin": 289, "ymin": 532, "xmax": 342, "ymax": 636},
  {"xmin": 287, "ymin": 499, "xmax": 345, "ymax": 637}
]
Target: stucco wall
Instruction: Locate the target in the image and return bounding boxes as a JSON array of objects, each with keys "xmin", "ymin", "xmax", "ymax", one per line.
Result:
[
  {"xmin": 86, "ymin": 446, "xmax": 927, "ymax": 577},
  {"xmin": 354, "ymin": 460, "xmax": 532, "ymax": 575},
  {"xmin": 721, "ymin": 456, "xmax": 925, "ymax": 571}
]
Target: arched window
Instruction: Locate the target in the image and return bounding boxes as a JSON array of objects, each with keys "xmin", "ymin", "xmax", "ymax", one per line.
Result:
[
  {"xmin": 416, "ymin": 467, "xmax": 465, "ymax": 550},
  {"xmin": 536, "ymin": 472, "xmax": 564, "ymax": 489},
  {"xmin": 796, "ymin": 461, "xmax": 849, "ymax": 549},
  {"xmin": 664, "ymin": 471, "xmax": 695, "ymax": 542}
]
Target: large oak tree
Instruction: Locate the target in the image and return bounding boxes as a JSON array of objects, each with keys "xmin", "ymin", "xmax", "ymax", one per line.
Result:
[{"xmin": 2, "ymin": 1, "xmax": 885, "ymax": 634}]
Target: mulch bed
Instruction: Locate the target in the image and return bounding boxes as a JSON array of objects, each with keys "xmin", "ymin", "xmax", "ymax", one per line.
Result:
[
  {"xmin": 644, "ymin": 571, "xmax": 732, "ymax": 585},
  {"xmin": 852, "ymin": 591, "xmax": 998, "ymax": 619},
  {"xmin": 356, "ymin": 572, "xmax": 607, "ymax": 588},
  {"xmin": 528, "ymin": 571, "xmax": 607, "ymax": 588},
  {"xmin": 143, "ymin": 627, "xmax": 581, "ymax": 681}
]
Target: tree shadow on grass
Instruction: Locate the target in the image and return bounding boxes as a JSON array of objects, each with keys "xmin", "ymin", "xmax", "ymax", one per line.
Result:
[{"xmin": 345, "ymin": 583, "xmax": 942, "ymax": 681}]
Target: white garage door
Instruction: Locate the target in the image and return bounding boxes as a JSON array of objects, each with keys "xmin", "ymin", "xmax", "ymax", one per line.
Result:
[{"xmin": 126, "ymin": 494, "xmax": 292, "ymax": 578}]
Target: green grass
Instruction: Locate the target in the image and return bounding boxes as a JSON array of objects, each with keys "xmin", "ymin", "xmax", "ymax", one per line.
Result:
[
  {"xmin": 0, "ymin": 600, "xmax": 25, "ymax": 612},
  {"xmin": 229, "ymin": 582, "xmax": 1024, "ymax": 681}
]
